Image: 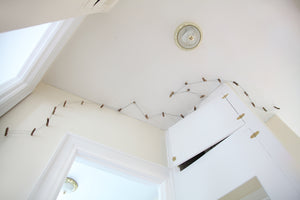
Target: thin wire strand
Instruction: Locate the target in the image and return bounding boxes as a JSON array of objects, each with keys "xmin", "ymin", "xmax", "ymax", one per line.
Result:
[
  {"xmin": 165, "ymin": 113, "xmax": 181, "ymax": 118},
  {"xmin": 119, "ymin": 102, "xmax": 134, "ymax": 110},
  {"xmin": 134, "ymin": 103, "xmax": 146, "ymax": 117},
  {"xmin": 188, "ymin": 79, "xmax": 220, "ymax": 85},
  {"xmin": 148, "ymin": 113, "xmax": 162, "ymax": 118},
  {"xmin": 174, "ymin": 84, "xmax": 187, "ymax": 93}
]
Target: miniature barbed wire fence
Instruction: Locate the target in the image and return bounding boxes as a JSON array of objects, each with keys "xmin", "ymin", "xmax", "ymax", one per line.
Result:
[
  {"xmin": 169, "ymin": 78, "xmax": 280, "ymax": 113},
  {"xmin": 1, "ymin": 77, "xmax": 279, "ymax": 137}
]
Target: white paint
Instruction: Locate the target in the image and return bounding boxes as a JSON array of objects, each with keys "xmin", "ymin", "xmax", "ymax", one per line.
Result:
[
  {"xmin": 167, "ymin": 84, "xmax": 244, "ymax": 166},
  {"xmin": 240, "ymin": 188, "xmax": 270, "ymax": 200},
  {"xmin": 0, "ymin": 0, "xmax": 118, "ymax": 32},
  {"xmin": 266, "ymin": 115, "xmax": 300, "ymax": 166},
  {"xmin": 219, "ymin": 177, "xmax": 270, "ymax": 200},
  {"xmin": 57, "ymin": 158, "xmax": 159, "ymax": 200},
  {"xmin": 0, "ymin": 83, "xmax": 167, "ymax": 200},
  {"xmin": 0, "ymin": 22, "xmax": 51, "ymax": 84},
  {"xmin": 166, "ymin": 84, "xmax": 300, "ymax": 199},
  {"xmin": 172, "ymin": 127, "xmax": 300, "ymax": 200},
  {"xmin": 43, "ymin": 0, "xmax": 300, "ymax": 135},
  {"xmin": 0, "ymin": 17, "xmax": 84, "ymax": 118},
  {"xmin": 29, "ymin": 133, "xmax": 169, "ymax": 200}
]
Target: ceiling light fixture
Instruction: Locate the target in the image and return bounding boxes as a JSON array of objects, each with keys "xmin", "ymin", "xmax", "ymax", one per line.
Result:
[
  {"xmin": 62, "ymin": 177, "xmax": 78, "ymax": 194},
  {"xmin": 175, "ymin": 22, "xmax": 202, "ymax": 50}
]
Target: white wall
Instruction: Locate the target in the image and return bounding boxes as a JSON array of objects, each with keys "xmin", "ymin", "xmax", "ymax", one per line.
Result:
[
  {"xmin": 266, "ymin": 115, "xmax": 300, "ymax": 166},
  {"xmin": 0, "ymin": 82, "xmax": 167, "ymax": 200}
]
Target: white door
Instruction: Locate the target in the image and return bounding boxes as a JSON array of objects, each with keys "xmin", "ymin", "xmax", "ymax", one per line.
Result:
[
  {"xmin": 167, "ymin": 84, "xmax": 300, "ymax": 200},
  {"xmin": 167, "ymin": 93, "xmax": 244, "ymax": 167},
  {"xmin": 171, "ymin": 126, "xmax": 300, "ymax": 200}
]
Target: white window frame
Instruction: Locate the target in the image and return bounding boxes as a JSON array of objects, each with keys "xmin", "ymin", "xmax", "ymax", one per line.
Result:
[
  {"xmin": 28, "ymin": 133, "xmax": 173, "ymax": 200},
  {"xmin": 0, "ymin": 17, "xmax": 84, "ymax": 117}
]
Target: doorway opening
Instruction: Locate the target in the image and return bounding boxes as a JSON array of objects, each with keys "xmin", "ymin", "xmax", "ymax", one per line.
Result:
[
  {"xmin": 56, "ymin": 156, "xmax": 159, "ymax": 200},
  {"xmin": 29, "ymin": 133, "xmax": 171, "ymax": 200}
]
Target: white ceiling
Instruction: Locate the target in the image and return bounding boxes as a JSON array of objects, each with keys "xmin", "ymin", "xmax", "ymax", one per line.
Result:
[
  {"xmin": 43, "ymin": 0, "xmax": 300, "ymax": 135},
  {"xmin": 0, "ymin": 0, "xmax": 117, "ymax": 32},
  {"xmin": 56, "ymin": 157, "xmax": 158, "ymax": 200}
]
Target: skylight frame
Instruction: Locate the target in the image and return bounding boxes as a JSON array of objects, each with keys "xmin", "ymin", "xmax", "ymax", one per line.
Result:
[
  {"xmin": 1, "ymin": 23, "xmax": 54, "ymax": 88},
  {"xmin": 0, "ymin": 17, "xmax": 85, "ymax": 117}
]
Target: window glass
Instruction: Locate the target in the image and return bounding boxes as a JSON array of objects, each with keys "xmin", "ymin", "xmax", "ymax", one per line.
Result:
[{"xmin": 0, "ymin": 22, "xmax": 51, "ymax": 85}]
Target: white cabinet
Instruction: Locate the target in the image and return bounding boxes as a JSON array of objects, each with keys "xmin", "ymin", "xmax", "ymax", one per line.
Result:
[
  {"xmin": 167, "ymin": 93, "xmax": 244, "ymax": 167},
  {"xmin": 172, "ymin": 126, "xmax": 300, "ymax": 200},
  {"xmin": 166, "ymin": 84, "xmax": 300, "ymax": 200}
]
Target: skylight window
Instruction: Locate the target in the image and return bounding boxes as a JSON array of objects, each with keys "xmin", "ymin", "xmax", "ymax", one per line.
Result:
[
  {"xmin": 0, "ymin": 22, "xmax": 52, "ymax": 85},
  {"xmin": 0, "ymin": 18, "xmax": 82, "ymax": 117}
]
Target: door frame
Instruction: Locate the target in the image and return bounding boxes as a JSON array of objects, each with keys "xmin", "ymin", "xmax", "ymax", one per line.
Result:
[{"xmin": 28, "ymin": 133, "xmax": 173, "ymax": 200}]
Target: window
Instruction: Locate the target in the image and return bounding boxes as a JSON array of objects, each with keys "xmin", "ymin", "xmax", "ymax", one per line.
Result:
[
  {"xmin": 0, "ymin": 22, "xmax": 52, "ymax": 85},
  {"xmin": 57, "ymin": 157, "xmax": 159, "ymax": 200}
]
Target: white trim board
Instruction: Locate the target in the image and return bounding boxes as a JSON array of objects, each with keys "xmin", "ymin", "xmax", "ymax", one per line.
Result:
[
  {"xmin": 0, "ymin": 17, "xmax": 85, "ymax": 117},
  {"xmin": 28, "ymin": 133, "xmax": 171, "ymax": 200}
]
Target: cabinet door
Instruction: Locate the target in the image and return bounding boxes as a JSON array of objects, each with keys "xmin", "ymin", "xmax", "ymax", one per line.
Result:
[
  {"xmin": 167, "ymin": 94, "xmax": 244, "ymax": 167},
  {"xmin": 172, "ymin": 127, "xmax": 300, "ymax": 200}
]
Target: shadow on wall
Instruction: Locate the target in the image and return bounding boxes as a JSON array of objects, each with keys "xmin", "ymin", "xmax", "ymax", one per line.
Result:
[{"xmin": 293, "ymin": 0, "xmax": 300, "ymax": 10}]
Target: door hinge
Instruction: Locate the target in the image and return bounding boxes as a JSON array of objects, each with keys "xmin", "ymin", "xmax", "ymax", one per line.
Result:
[
  {"xmin": 222, "ymin": 93, "xmax": 229, "ymax": 99},
  {"xmin": 237, "ymin": 113, "xmax": 245, "ymax": 120},
  {"xmin": 250, "ymin": 131, "xmax": 260, "ymax": 138}
]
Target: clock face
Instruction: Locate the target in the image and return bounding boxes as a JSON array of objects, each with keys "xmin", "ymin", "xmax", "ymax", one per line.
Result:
[{"xmin": 175, "ymin": 23, "xmax": 201, "ymax": 50}]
